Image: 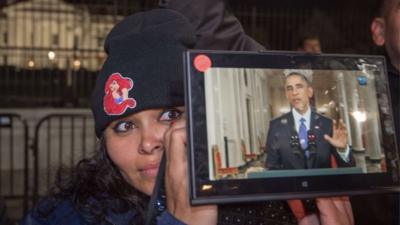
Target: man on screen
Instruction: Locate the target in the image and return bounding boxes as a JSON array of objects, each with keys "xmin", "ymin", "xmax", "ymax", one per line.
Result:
[{"xmin": 266, "ymin": 70, "xmax": 355, "ymax": 170}]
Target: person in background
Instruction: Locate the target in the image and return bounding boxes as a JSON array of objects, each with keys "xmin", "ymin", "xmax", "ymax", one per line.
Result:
[
  {"xmin": 371, "ymin": 0, "xmax": 400, "ymax": 142},
  {"xmin": 297, "ymin": 34, "xmax": 322, "ymax": 53}
]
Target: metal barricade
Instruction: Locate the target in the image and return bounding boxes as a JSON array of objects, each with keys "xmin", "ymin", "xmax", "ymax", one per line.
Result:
[
  {"xmin": 32, "ymin": 113, "xmax": 96, "ymax": 205},
  {"xmin": 0, "ymin": 113, "xmax": 29, "ymax": 215}
]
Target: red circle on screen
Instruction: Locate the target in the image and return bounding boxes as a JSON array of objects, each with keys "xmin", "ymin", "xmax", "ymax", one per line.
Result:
[{"xmin": 193, "ymin": 54, "xmax": 212, "ymax": 72}]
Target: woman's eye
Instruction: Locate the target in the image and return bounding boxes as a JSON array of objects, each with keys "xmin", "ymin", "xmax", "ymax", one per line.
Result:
[
  {"xmin": 112, "ymin": 121, "xmax": 135, "ymax": 133},
  {"xmin": 160, "ymin": 109, "xmax": 183, "ymax": 122}
]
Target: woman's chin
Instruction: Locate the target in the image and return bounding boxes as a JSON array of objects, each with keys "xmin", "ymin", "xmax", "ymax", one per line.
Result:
[{"xmin": 143, "ymin": 182, "xmax": 156, "ymax": 196}]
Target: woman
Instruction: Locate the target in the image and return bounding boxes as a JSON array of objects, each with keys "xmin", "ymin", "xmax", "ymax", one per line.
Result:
[
  {"xmin": 22, "ymin": 9, "xmax": 216, "ymax": 225},
  {"xmin": 21, "ymin": 8, "xmax": 353, "ymax": 225}
]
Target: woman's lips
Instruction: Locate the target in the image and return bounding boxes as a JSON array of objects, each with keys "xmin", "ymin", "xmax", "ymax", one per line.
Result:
[{"xmin": 140, "ymin": 163, "xmax": 160, "ymax": 178}]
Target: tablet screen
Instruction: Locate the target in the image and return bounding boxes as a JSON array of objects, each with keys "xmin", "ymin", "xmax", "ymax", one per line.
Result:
[{"xmin": 184, "ymin": 50, "xmax": 399, "ymax": 204}]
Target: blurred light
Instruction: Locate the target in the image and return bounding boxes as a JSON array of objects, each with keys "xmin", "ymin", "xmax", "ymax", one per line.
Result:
[
  {"xmin": 27, "ymin": 60, "xmax": 35, "ymax": 68},
  {"xmin": 48, "ymin": 51, "xmax": 56, "ymax": 60},
  {"xmin": 73, "ymin": 59, "xmax": 81, "ymax": 68},
  {"xmin": 201, "ymin": 185, "xmax": 213, "ymax": 191},
  {"xmin": 318, "ymin": 107, "xmax": 328, "ymax": 113},
  {"xmin": 324, "ymin": 90, "xmax": 329, "ymax": 95},
  {"xmin": 351, "ymin": 111, "xmax": 367, "ymax": 122}
]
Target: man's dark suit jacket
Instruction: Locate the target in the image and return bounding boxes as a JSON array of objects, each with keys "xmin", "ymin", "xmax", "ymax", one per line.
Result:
[{"xmin": 266, "ymin": 111, "xmax": 354, "ymax": 170}]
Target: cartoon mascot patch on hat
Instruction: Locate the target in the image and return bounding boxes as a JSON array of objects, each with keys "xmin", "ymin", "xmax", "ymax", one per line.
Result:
[{"xmin": 104, "ymin": 73, "xmax": 136, "ymax": 115}]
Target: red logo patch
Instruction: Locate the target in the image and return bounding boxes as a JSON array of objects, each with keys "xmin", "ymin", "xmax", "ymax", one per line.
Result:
[{"xmin": 103, "ymin": 73, "xmax": 136, "ymax": 115}]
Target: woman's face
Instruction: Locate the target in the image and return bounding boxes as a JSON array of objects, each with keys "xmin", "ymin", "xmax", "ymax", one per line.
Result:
[{"xmin": 104, "ymin": 107, "xmax": 184, "ymax": 195}]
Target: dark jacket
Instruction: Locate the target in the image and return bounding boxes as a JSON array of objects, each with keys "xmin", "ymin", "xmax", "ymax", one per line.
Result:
[
  {"xmin": 160, "ymin": 0, "xmax": 264, "ymax": 51},
  {"xmin": 266, "ymin": 111, "xmax": 354, "ymax": 170},
  {"xmin": 20, "ymin": 198, "xmax": 184, "ymax": 225}
]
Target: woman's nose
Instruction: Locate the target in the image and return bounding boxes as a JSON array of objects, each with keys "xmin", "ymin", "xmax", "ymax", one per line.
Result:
[{"xmin": 138, "ymin": 124, "xmax": 165, "ymax": 155}]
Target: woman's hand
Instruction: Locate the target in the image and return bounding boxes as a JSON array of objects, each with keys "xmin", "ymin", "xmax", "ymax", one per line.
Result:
[
  {"xmin": 298, "ymin": 197, "xmax": 354, "ymax": 225},
  {"xmin": 164, "ymin": 116, "xmax": 217, "ymax": 225}
]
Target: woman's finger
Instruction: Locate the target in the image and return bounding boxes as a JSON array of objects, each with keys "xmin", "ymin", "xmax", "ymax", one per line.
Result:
[{"xmin": 316, "ymin": 197, "xmax": 354, "ymax": 225}]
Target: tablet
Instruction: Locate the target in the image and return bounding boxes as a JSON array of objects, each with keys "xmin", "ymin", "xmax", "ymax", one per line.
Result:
[{"xmin": 184, "ymin": 50, "xmax": 399, "ymax": 205}]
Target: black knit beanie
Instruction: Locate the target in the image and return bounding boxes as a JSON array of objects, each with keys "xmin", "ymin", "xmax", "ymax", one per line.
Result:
[{"xmin": 91, "ymin": 9, "xmax": 196, "ymax": 137}]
